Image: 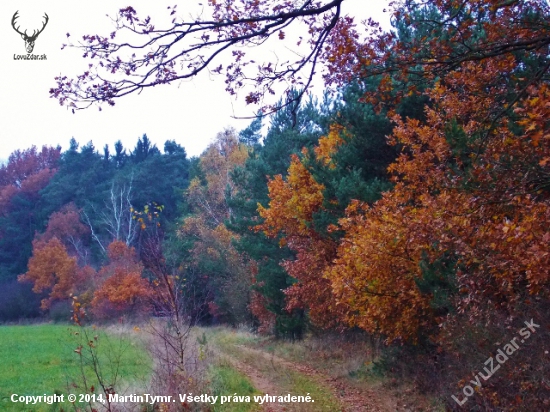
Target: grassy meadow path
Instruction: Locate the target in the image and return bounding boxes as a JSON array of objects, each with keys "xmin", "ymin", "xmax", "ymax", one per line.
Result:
[{"xmin": 203, "ymin": 327, "xmax": 399, "ymax": 412}]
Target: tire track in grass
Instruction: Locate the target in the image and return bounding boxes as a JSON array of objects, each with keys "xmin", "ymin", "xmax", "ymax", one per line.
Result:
[
  {"xmin": 210, "ymin": 339, "xmax": 344, "ymax": 411},
  {"xmin": 218, "ymin": 354, "xmax": 287, "ymax": 412},
  {"xmin": 234, "ymin": 345, "xmax": 387, "ymax": 412}
]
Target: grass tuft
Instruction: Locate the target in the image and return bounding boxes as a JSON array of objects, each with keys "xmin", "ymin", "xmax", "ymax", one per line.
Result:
[{"xmin": 208, "ymin": 359, "xmax": 260, "ymax": 412}]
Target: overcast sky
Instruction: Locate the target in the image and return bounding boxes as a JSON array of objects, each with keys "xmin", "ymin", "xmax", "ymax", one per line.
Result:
[{"xmin": 0, "ymin": 0, "xmax": 390, "ymax": 163}]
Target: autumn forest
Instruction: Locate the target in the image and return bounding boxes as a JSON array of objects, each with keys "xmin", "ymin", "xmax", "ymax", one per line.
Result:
[{"xmin": 2, "ymin": 0, "xmax": 550, "ymax": 410}]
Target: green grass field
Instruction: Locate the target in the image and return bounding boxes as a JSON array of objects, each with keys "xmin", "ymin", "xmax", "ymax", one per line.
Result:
[{"xmin": 0, "ymin": 324, "xmax": 151, "ymax": 411}]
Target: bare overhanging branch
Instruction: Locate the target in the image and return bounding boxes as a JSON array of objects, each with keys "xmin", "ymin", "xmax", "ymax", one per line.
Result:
[{"xmin": 49, "ymin": 0, "xmax": 347, "ymax": 115}]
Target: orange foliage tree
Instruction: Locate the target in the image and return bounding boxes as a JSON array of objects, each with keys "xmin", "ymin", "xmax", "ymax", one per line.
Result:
[
  {"xmin": 18, "ymin": 238, "xmax": 77, "ymax": 310},
  {"xmin": 324, "ymin": 0, "xmax": 550, "ymax": 343},
  {"xmin": 91, "ymin": 240, "xmax": 152, "ymax": 319},
  {"xmin": 38, "ymin": 203, "xmax": 90, "ymax": 263},
  {"xmin": 256, "ymin": 126, "xmax": 348, "ymax": 328}
]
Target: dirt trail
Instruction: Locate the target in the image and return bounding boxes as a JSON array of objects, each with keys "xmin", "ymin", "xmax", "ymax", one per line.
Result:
[
  {"xmin": 212, "ymin": 336, "xmax": 396, "ymax": 412},
  {"xmin": 234, "ymin": 345, "xmax": 392, "ymax": 412}
]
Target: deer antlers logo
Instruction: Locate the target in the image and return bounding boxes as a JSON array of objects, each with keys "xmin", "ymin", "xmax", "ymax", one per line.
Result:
[{"xmin": 11, "ymin": 11, "xmax": 49, "ymax": 54}]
